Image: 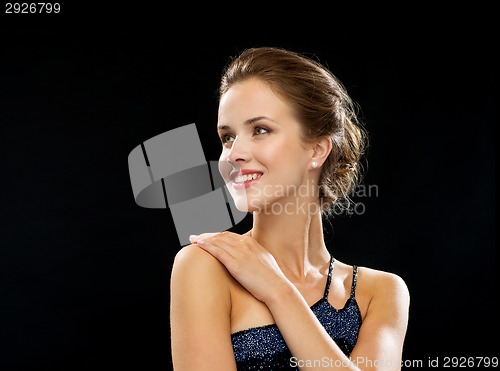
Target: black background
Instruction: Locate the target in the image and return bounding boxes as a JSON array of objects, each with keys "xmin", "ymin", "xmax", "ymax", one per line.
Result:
[{"xmin": 1, "ymin": 5, "xmax": 496, "ymax": 371}]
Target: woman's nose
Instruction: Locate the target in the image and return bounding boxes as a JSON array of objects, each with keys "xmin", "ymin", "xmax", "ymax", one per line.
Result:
[{"xmin": 226, "ymin": 136, "xmax": 249, "ymax": 164}]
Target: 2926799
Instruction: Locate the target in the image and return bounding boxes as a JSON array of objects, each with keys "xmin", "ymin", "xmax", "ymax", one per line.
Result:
[
  {"xmin": 443, "ymin": 356, "xmax": 498, "ymax": 368},
  {"xmin": 5, "ymin": 3, "xmax": 60, "ymax": 13}
]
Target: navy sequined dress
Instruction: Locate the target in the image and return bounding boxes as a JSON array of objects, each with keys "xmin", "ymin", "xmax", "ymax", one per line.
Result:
[{"xmin": 231, "ymin": 256, "xmax": 362, "ymax": 370}]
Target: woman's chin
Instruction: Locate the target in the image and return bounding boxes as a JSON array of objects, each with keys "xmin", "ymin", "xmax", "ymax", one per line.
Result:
[
  {"xmin": 234, "ymin": 197, "xmax": 278, "ymax": 215},
  {"xmin": 233, "ymin": 198, "xmax": 252, "ymax": 213},
  {"xmin": 231, "ymin": 195, "xmax": 261, "ymax": 213}
]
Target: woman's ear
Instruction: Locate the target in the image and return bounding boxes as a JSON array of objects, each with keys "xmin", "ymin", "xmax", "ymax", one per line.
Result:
[{"xmin": 310, "ymin": 136, "xmax": 332, "ymax": 169}]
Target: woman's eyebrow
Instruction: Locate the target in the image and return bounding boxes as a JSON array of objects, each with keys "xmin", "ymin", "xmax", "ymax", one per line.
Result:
[{"xmin": 217, "ymin": 116, "xmax": 275, "ymax": 131}]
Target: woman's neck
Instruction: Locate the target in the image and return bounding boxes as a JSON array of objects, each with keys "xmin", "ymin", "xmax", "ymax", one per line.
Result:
[{"xmin": 250, "ymin": 204, "xmax": 331, "ymax": 281}]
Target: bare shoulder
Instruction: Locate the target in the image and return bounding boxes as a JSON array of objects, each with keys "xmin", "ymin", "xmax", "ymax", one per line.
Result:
[
  {"xmin": 357, "ymin": 266, "xmax": 410, "ymax": 318},
  {"xmin": 171, "ymin": 243, "xmax": 232, "ymax": 285},
  {"xmin": 173, "ymin": 243, "xmax": 223, "ymax": 270},
  {"xmin": 358, "ymin": 266, "xmax": 409, "ymax": 296}
]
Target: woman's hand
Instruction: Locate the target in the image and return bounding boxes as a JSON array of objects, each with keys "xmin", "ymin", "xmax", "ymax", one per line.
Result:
[{"xmin": 189, "ymin": 231, "xmax": 289, "ymax": 304}]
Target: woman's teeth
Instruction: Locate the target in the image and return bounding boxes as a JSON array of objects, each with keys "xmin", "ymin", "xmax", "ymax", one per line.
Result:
[{"xmin": 234, "ymin": 173, "xmax": 262, "ymax": 183}]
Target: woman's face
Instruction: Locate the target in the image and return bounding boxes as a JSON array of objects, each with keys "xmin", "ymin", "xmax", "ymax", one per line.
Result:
[{"xmin": 217, "ymin": 78, "xmax": 314, "ymax": 213}]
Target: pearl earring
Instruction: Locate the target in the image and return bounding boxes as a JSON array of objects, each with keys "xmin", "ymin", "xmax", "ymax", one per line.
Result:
[{"xmin": 311, "ymin": 161, "xmax": 318, "ymax": 168}]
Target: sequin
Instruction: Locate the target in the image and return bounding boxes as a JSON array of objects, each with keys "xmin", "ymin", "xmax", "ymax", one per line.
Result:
[{"xmin": 231, "ymin": 257, "xmax": 362, "ymax": 370}]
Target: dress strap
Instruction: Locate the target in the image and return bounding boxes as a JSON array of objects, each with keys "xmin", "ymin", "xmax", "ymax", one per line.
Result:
[
  {"xmin": 323, "ymin": 255, "xmax": 335, "ymax": 298},
  {"xmin": 350, "ymin": 265, "xmax": 359, "ymax": 297}
]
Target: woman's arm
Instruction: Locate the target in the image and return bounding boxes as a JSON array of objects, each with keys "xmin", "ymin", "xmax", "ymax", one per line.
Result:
[
  {"xmin": 268, "ymin": 269, "xmax": 410, "ymax": 371},
  {"xmin": 349, "ymin": 269, "xmax": 410, "ymax": 369},
  {"xmin": 170, "ymin": 244, "xmax": 237, "ymax": 370}
]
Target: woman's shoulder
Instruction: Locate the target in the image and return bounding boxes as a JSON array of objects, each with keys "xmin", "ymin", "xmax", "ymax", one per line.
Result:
[
  {"xmin": 173, "ymin": 243, "xmax": 216, "ymax": 265},
  {"xmin": 335, "ymin": 260, "xmax": 408, "ymax": 294},
  {"xmin": 171, "ymin": 244, "xmax": 233, "ymax": 289},
  {"xmin": 356, "ymin": 265, "xmax": 410, "ymax": 312},
  {"xmin": 357, "ymin": 265, "xmax": 408, "ymax": 291}
]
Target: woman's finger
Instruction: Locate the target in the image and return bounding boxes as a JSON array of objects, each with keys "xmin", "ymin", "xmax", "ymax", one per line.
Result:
[
  {"xmin": 196, "ymin": 238, "xmax": 235, "ymax": 267},
  {"xmin": 190, "ymin": 231, "xmax": 242, "ymax": 245},
  {"xmin": 189, "ymin": 232, "xmax": 220, "ymax": 243}
]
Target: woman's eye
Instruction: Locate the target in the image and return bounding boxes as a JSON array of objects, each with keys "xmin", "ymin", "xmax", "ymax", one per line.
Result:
[
  {"xmin": 221, "ymin": 134, "xmax": 235, "ymax": 144},
  {"xmin": 254, "ymin": 127, "xmax": 270, "ymax": 135}
]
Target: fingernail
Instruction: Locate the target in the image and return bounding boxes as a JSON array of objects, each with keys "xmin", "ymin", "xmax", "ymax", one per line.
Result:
[{"xmin": 197, "ymin": 239, "xmax": 205, "ymax": 245}]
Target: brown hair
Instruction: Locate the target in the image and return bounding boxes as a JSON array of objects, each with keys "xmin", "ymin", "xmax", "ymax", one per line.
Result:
[{"xmin": 219, "ymin": 47, "xmax": 368, "ymax": 216}]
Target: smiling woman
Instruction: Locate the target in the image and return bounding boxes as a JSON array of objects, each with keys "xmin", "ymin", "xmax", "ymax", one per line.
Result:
[{"xmin": 170, "ymin": 47, "xmax": 410, "ymax": 371}]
